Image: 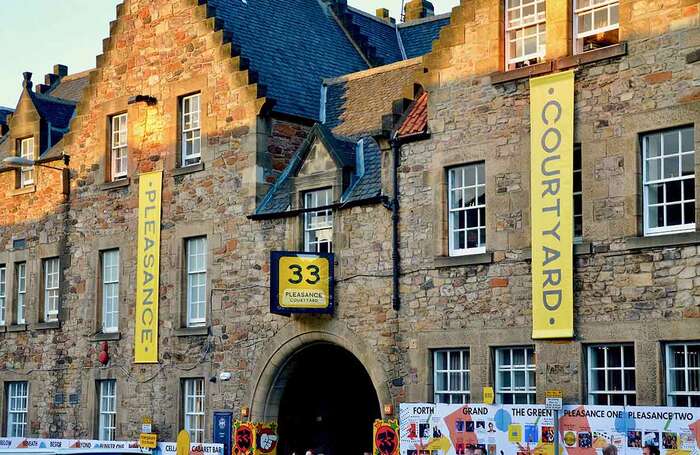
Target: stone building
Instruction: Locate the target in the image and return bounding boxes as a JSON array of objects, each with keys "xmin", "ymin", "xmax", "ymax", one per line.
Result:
[{"xmin": 0, "ymin": 0, "xmax": 698, "ymax": 453}]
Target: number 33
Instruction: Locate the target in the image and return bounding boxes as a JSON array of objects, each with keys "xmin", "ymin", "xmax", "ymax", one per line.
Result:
[{"xmin": 288, "ymin": 264, "xmax": 321, "ymax": 285}]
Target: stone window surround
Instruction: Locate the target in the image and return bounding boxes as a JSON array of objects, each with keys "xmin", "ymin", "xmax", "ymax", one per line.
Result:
[
  {"xmin": 87, "ymin": 234, "xmax": 132, "ymax": 341},
  {"xmin": 178, "ymin": 372, "xmax": 212, "ymax": 443},
  {"xmin": 431, "ymin": 150, "xmax": 494, "ymax": 261},
  {"xmin": 168, "ymin": 222, "xmax": 221, "ymax": 336},
  {"xmin": 0, "ymin": 243, "xmax": 63, "ymax": 332},
  {"xmin": 164, "ymin": 75, "xmax": 209, "ymax": 174},
  {"xmin": 96, "ymin": 95, "xmax": 131, "ymax": 188},
  {"xmin": 584, "ymin": 343, "xmax": 637, "ymax": 406},
  {"xmin": 0, "ymin": 375, "xmax": 31, "ymax": 438},
  {"xmin": 85, "ymin": 370, "xmax": 121, "ymax": 440}
]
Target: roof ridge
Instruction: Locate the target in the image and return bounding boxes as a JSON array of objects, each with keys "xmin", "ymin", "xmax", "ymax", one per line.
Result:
[
  {"xmin": 324, "ymin": 57, "xmax": 422, "ymax": 85},
  {"xmin": 59, "ymin": 69, "xmax": 94, "ymax": 81},
  {"xmin": 398, "ymin": 12, "xmax": 451, "ymax": 28}
]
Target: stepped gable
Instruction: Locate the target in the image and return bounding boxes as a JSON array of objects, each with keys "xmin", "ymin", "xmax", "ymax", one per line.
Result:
[{"xmin": 206, "ymin": 0, "xmax": 370, "ymax": 121}]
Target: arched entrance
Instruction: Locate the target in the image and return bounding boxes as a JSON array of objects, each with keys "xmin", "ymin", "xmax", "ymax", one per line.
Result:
[{"xmin": 271, "ymin": 342, "xmax": 381, "ymax": 455}]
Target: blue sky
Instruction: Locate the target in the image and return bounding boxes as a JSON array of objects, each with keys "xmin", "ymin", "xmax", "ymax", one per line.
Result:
[{"xmin": 0, "ymin": 0, "xmax": 459, "ymax": 108}]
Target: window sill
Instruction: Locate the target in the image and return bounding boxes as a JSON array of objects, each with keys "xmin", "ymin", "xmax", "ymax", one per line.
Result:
[
  {"xmin": 625, "ymin": 231, "xmax": 700, "ymax": 250},
  {"xmin": 0, "ymin": 326, "xmax": 6, "ymax": 333},
  {"xmin": 174, "ymin": 326, "xmax": 209, "ymax": 337},
  {"xmin": 89, "ymin": 332, "xmax": 121, "ymax": 342},
  {"xmin": 8, "ymin": 185, "xmax": 36, "ymax": 196},
  {"xmin": 8, "ymin": 324, "xmax": 27, "ymax": 332},
  {"xmin": 172, "ymin": 162, "xmax": 205, "ymax": 177},
  {"xmin": 100, "ymin": 178, "xmax": 130, "ymax": 191},
  {"xmin": 434, "ymin": 252, "xmax": 494, "ymax": 268},
  {"xmin": 33, "ymin": 321, "xmax": 61, "ymax": 331},
  {"xmin": 557, "ymin": 42, "xmax": 627, "ymax": 70},
  {"xmin": 491, "ymin": 61, "xmax": 553, "ymax": 85}
]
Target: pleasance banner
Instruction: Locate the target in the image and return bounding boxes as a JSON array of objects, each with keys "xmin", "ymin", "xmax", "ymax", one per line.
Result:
[
  {"xmin": 530, "ymin": 70, "xmax": 575, "ymax": 339},
  {"xmin": 134, "ymin": 170, "xmax": 163, "ymax": 363}
]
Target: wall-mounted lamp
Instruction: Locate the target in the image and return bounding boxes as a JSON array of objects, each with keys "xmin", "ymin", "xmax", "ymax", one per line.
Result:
[
  {"xmin": 2, "ymin": 154, "xmax": 70, "ymax": 170},
  {"xmin": 241, "ymin": 406, "xmax": 250, "ymax": 418},
  {"xmin": 128, "ymin": 94, "xmax": 157, "ymax": 106},
  {"xmin": 384, "ymin": 404, "xmax": 394, "ymax": 416}
]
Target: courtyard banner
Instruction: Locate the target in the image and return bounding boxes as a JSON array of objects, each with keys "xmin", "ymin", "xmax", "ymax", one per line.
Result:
[
  {"xmin": 0, "ymin": 437, "xmax": 223, "ymax": 455},
  {"xmin": 399, "ymin": 403, "xmax": 700, "ymax": 455},
  {"xmin": 134, "ymin": 170, "xmax": 163, "ymax": 363},
  {"xmin": 529, "ymin": 70, "xmax": 575, "ymax": 339}
]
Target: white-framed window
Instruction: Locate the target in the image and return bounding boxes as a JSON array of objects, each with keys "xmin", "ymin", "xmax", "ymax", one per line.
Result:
[
  {"xmin": 43, "ymin": 257, "xmax": 60, "ymax": 322},
  {"xmin": 183, "ymin": 378, "xmax": 205, "ymax": 443},
  {"xmin": 15, "ymin": 262, "xmax": 26, "ymax": 325},
  {"xmin": 574, "ymin": 144, "xmax": 583, "ymax": 241},
  {"xmin": 665, "ymin": 342, "xmax": 700, "ymax": 407},
  {"xmin": 505, "ymin": 0, "xmax": 546, "ymax": 70},
  {"xmin": 19, "ymin": 137, "xmax": 34, "ymax": 187},
  {"xmin": 181, "ymin": 94, "xmax": 201, "ymax": 167},
  {"xmin": 643, "ymin": 127, "xmax": 695, "ymax": 236},
  {"xmin": 6, "ymin": 381, "xmax": 28, "ymax": 437},
  {"xmin": 448, "ymin": 163, "xmax": 486, "ymax": 256},
  {"xmin": 587, "ymin": 344, "xmax": 636, "ymax": 405},
  {"xmin": 101, "ymin": 250, "xmax": 120, "ymax": 333},
  {"xmin": 304, "ymin": 188, "xmax": 333, "ymax": 253},
  {"xmin": 0, "ymin": 265, "xmax": 6, "ymax": 326},
  {"xmin": 110, "ymin": 113, "xmax": 128, "ymax": 180},
  {"xmin": 186, "ymin": 237, "xmax": 207, "ymax": 327},
  {"xmin": 98, "ymin": 380, "xmax": 117, "ymax": 440},
  {"xmin": 495, "ymin": 346, "xmax": 536, "ymax": 404},
  {"xmin": 433, "ymin": 349, "xmax": 470, "ymax": 404},
  {"xmin": 574, "ymin": 0, "xmax": 619, "ymax": 53}
]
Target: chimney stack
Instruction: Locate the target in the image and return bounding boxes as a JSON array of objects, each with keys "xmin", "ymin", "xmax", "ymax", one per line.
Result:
[
  {"xmin": 44, "ymin": 64, "xmax": 68, "ymax": 90},
  {"xmin": 22, "ymin": 72, "xmax": 33, "ymax": 91},
  {"xmin": 403, "ymin": 0, "xmax": 434, "ymax": 22},
  {"xmin": 375, "ymin": 8, "xmax": 395, "ymax": 24}
]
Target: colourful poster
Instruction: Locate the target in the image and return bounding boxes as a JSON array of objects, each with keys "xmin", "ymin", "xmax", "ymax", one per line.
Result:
[
  {"xmin": 0, "ymin": 437, "xmax": 222, "ymax": 455},
  {"xmin": 374, "ymin": 419, "xmax": 400, "ymax": 455},
  {"xmin": 233, "ymin": 421, "xmax": 256, "ymax": 455},
  {"xmin": 254, "ymin": 422, "xmax": 278, "ymax": 455},
  {"xmin": 529, "ymin": 70, "xmax": 575, "ymax": 339}
]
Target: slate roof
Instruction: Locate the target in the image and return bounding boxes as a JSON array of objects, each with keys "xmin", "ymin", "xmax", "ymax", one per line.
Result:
[
  {"xmin": 254, "ymin": 124, "xmax": 382, "ymax": 216},
  {"xmin": 345, "ymin": 7, "xmax": 404, "ymax": 65},
  {"xmin": 324, "ymin": 58, "xmax": 422, "ymax": 138},
  {"xmin": 398, "ymin": 13, "xmax": 451, "ymax": 59},
  {"xmin": 0, "ymin": 107, "xmax": 13, "ymax": 125},
  {"xmin": 30, "ymin": 92, "xmax": 77, "ymax": 130},
  {"xmin": 207, "ymin": 0, "xmax": 370, "ymax": 121},
  {"xmin": 47, "ymin": 71, "xmax": 91, "ymax": 102}
]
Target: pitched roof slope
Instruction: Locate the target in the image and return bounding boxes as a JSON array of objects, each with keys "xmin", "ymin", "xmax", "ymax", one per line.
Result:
[
  {"xmin": 324, "ymin": 58, "xmax": 422, "ymax": 138},
  {"xmin": 207, "ymin": 0, "xmax": 369, "ymax": 121},
  {"xmin": 47, "ymin": 71, "xmax": 91, "ymax": 102},
  {"xmin": 30, "ymin": 92, "xmax": 77, "ymax": 130},
  {"xmin": 399, "ymin": 13, "xmax": 451, "ymax": 59},
  {"xmin": 345, "ymin": 7, "xmax": 404, "ymax": 64},
  {"xmin": 396, "ymin": 91, "xmax": 428, "ymax": 138},
  {"xmin": 0, "ymin": 107, "xmax": 13, "ymax": 125}
]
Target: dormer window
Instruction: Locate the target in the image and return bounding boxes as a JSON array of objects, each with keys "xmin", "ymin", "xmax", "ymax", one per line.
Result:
[
  {"xmin": 505, "ymin": 0, "xmax": 546, "ymax": 70},
  {"xmin": 181, "ymin": 93, "xmax": 201, "ymax": 167},
  {"xmin": 574, "ymin": 0, "xmax": 619, "ymax": 53},
  {"xmin": 304, "ymin": 188, "xmax": 333, "ymax": 253},
  {"xmin": 110, "ymin": 113, "xmax": 128, "ymax": 180},
  {"xmin": 18, "ymin": 137, "xmax": 34, "ymax": 187}
]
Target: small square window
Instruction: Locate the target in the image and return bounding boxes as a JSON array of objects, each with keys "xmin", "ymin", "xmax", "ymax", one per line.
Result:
[
  {"xmin": 433, "ymin": 349, "xmax": 470, "ymax": 404},
  {"xmin": 587, "ymin": 344, "xmax": 636, "ymax": 405},
  {"xmin": 495, "ymin": 346, "xmax": 536, "ymax": 404},
  {"xmin": 665, "ymin": 342, "xmax": 700, "ymax": 407}
]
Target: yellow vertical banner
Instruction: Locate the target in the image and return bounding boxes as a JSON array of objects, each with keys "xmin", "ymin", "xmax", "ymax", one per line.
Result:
[
  {"xmin": 530, "ymin": 71, "xmax": 574, "ymax": 339},
  {"xmin": 134, "ymin": 170, "xmax": 163, "ymax": 363}
]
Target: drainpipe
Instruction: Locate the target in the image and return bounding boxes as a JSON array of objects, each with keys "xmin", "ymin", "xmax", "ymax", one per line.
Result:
[{"xmin": 390, "ymin": 133, "xmax": 401, "ymax": 311}]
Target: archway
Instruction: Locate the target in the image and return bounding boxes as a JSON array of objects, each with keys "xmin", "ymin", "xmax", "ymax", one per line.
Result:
[{"xmin": 272, "ymin": 342, "xmax": 381, "ymax": 455}]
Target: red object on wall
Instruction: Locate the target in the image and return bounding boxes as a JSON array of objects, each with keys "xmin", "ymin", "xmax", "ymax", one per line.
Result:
[{"xmin": 98, "ymin": 342, "xmax": 109, "ymax": 365}]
